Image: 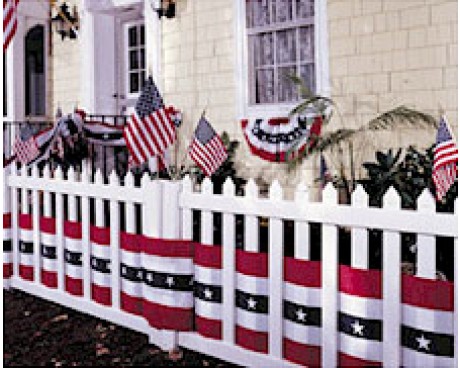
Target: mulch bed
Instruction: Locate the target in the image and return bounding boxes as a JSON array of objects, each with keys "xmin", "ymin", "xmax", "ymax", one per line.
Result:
[{"xmin": 4, "ymin": 290, "xmax": 239, "ymax": 367}]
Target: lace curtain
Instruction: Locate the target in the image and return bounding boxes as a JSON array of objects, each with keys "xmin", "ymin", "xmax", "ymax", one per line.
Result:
[{"xmin": 246, "ymin": 0, "xmax": 315, "ymax": 104}]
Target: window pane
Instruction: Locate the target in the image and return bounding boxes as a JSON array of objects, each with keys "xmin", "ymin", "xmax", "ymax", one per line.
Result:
[
  {"xmin": 130, "ymin": 73, "xmax": 139, "ymax": 93},
  {"xmin": 140, "ymin": 48, "xmax": 145, "ymax": 69},
  {"xmin": 276, "ymin": 29, "xmax": 296, "ymax": 64},
  {"xmin": 278, "ymin": 66, "xmax": 298, "ymax": 102},
  {"xmin": 255, "ymin": 68, "xmax": 274, "ymax": 103},
  {"xmin": 296, "ymin": 0, "xmax": 314, "ymax": 19},
  {"xmin": 140, "ymin": 71, "xmax": 146, "ymax": 87},
  {"xmin": 274, "ymin": 0, "xmax": 293, "ymax": 23},
  {"xmin": 129, "ymin": 50, "xmax": 139, "ymax": 70},
  {"xmin": 299, "ymin": 26, "xmax": 314, "ymax": 62},
  {"xmin": 300, "ymin": 63, "xmax": 315, "ymax": 93},
  {"xmin": 253, "ymin": 33, "xmax": 274, "ymax": 67},
  {"xmin": 25, "ymin": 25, "xmax": 46, "ymax": 116},
  {"xmin": 140, "ymin": 25, "xmax": 145, "ymax": 45},
  {"xmin": 128, "ymin": 27, "xmax": 137, "ymax": 47},
  {"xmin": 247, "ymin": 0, "xmax": 271, "ymax": 28}
]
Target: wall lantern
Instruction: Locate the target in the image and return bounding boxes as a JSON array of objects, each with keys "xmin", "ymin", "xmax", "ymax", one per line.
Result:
[
  {"xmin": 51, "ymin": 2, "xmax": 79, "ymax": 40},
  {"xmin": 153, "ymin": 0, "xmax": 176, "ymax": 19}
]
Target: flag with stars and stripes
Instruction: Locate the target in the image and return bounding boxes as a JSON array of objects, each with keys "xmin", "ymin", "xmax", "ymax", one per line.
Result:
[
  {"xmin": 123, "ymin": 76, "xmax": 176, "ymax": 166},
  {"xmin": 3, "ymin": 0, "xmax": 20, "ymax": 51},
  {"xmin": 283, "ymin": 257, "xmax": 322, "ymax": 367},
  {"xmin": 194, "ymin": 243, "xmax": 223, "ymax": 340},
  {"xmin": 432, "ymin": 116, "xmax": 458, "ymax": 201},
  {"xmin": 235, "ymin": 249, "xmax": 269, "ymax": 353},
  {"xmin": 188, "ymin": 117, "xmax": 228, "ymax": 177},
  {"xmin": 401, "ymin": 274, "xmax": 455, "ymax": 367},
  {"xmin": 13, "ymin": 135, "xmax": 40, "ymax": 164},
  {"xmin": 338, "ymin": 265, "xmax": 383, "ymax": 367}
]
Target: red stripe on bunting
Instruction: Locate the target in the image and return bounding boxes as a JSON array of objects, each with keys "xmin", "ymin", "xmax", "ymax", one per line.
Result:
[
  {"xmin": 143, "ymin": 300, "xmax": 193, "ymax": 331},
  {"xmin": 339, "ymin": 265, "xmax": 382, "ymax": 299},
  {"xmin": 338, "ymin": 352, "xmax": 382, "ymax": 367},
  {"xmin": 92, "ymin": 284, "xmax": 111, "ymax": 306},
  {"xmin": 120, "ymin": 292, "xmax": 143, "ymax": 316},
  {"xmin": 195, "ymin": 315, "xmax": 222, "ymax": 340},
  {"xmin": 4, "ymin": 263, "xmax": 12, "ymax": 279},
  {"xmin": 41, "ymin": 270, "xmax": 57, "ymax": 288},
  {"xmin": 402, "ymin": 274, "xmax": 454, "ymax": 311},
  {"xmin": 90, "ymin": 225, "xmax": 110, "ymax": 246},
  {"xmin": 40, "ymin": 217, "xmax": 56, "ymax": 233},
  {"xmin": 284, "ymin": 257, "xmax": 321, "ymax": 287},
  {"xmin": 236, "ymin": 325, "xmax": 268, "ymax": 353},
  {"xmin": 3, "ymin": 213, "xmax": 11, "ymax": 228},
  {"xmin": 19, "ymin": 214, "xmax": 32, "ymax": 229},
  {"xmin": 120, "ymin": 232, "xmax": 142, "ymax": 253},
  {"xmin": 64, "ymin": 221, "xmax": 82, "ymax": 239},
  {"xmin": 194, "ymin": 243, "xmax": 222, "ymax": 269},
  {"xmin": 19, "ymin": 264, "xmax": 33, "ymax": 281},
  {"xmin": 141, "ymin": 237, "xmax": 193, "ymax": 258},
  {"xmin": 236, "ymin": 249, "xmax": 268, "ymax": 277},
  {"xmin": 284, "ymin": 338, "xmax": 321, "ymax": 368},
  {"xmin": 65, "ymin": 276, "xmax": 83, "ymax": 296}
]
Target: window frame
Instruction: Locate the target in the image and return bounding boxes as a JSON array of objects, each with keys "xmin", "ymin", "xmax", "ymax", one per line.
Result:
[
  {"xmin": 123, "ymin": 20, "xmax": 146, "ymax": 100},
  {"xmin": 235, "ymin": 0, "xmax": 330, "ymax": 120}
]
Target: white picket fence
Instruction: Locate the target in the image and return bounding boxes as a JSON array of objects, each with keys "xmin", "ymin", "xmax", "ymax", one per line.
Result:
[{"xmin": 3, "ymin": 163, "xmax": 458, "ymax": 367}]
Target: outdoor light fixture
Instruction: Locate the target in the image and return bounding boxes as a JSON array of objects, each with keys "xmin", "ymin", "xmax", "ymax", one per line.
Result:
[
  {"xmin": 51, "ymin": 2, "xmax": 79, "ymax": 40},
  {"xmin": 153, "ymin": 0, "xmax": 176, "ymax": 19}
]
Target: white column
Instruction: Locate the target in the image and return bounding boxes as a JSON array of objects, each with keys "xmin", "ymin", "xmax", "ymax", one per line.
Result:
[{"xmin": 144, "ymin": 0, "xmax": 162, "ymax": 87}]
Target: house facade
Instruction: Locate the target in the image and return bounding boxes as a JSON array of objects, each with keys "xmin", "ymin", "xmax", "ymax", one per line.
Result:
[{"xmin": 4, "ymin": 0, "xmax": 458, "ymax": 191}]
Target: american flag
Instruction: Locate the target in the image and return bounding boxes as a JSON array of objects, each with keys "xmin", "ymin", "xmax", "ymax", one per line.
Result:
[
  {"xmin": 123, "ymin": 76, "xmax": 176, "ymax": 166},
  {"xmin": 188, "ymin": 117, "xmax": 228, "ymax": 177},
  {"xmin": 3, "ymin": 0, "xmax": 19, "ymax": 51},
  {"xmin": 432, "ymin": 116, "xmax": 458, "ymax": 201},
  {"xmin": 13, "ymin": 135, "xmax": 40, "ymax": 164}
]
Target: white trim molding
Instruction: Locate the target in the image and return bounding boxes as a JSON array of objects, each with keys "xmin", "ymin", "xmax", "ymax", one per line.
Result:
[{"xmin": 234, "ymin": 0, "xmax": 330, "ymax": 120}]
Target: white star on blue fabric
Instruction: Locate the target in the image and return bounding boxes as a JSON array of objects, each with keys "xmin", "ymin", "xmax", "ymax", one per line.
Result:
[
  {"xmin": 296, "ymin": 308, "xmax": 307, "ymax": 322},
  {"xmin": 351, "ymin": 320, "xmax": 364, "ymax": 336},
  {"xmin": 166, "ymin": 276, "xmax": 175, "ymax": 287},
  {"xmin": 247, "ymin": 297, "xmax": 257, "ymax": 310},
  {"xmin": 416, "ymin": 334, "xmax": 431, "ymax": 351}
]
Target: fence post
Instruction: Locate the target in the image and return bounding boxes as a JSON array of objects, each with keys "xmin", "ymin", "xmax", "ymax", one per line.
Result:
[
  {"xmin": 4, "ymin": 165, "xmax": 12, "ymax": 288},
  {"xmin": 245, "ymin": 179, "xmax": 259, "ymax": 252},
  {"xmin": 200, "ymin": 178, "xmax": 213, "ymax": 245},
  {"xmin": 109, "ymin": 171, "xmax": 121, "ymax": 309},
  {"xmin": 11, "ymin": 164, "xmax": 19, "ymax": 279},
  {"xmin": 321, "ymin": 183, "xmax": 338, "ymax": 368},
  {"xmin": 31, "ymin": 165, "xmax": 41, "ymax": 284},
  {"xmin": 81, "ymin": 163, "xmax": 92, "ymax": 300},
  {"xmin": 382, "ymin": 187, "xmax": 401, "ymax": 367},
  {"xmin": 222, "ymin": 178, "xmax": 236, "ymax": 344},
  {"xmin": 55, "ymin": 166, "xmax": 65, "ymax": 292},
  {"xmin": 351, "ymin": 185, "xmax": 369, "ymax": 269},
  {"xmin": 294, "ymin": 183, "xmax": 309, "ymax": 260},
  {"xmin": 416, "ymin": 189, "xmax": 436, "ymax": 279},
  {"xmin": 268, "ymin": 180, "xmax": 283, "ymax": 359}
]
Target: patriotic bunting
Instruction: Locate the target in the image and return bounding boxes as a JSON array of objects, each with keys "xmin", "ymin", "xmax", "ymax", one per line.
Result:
[
  {"xmin": 18, "ymin": 214, "xmax": 33, "ymax": 281},
  {"xmin": 3, "ymin": 213, "xmax": 12, "ymax": 279},
  {"xmin": 40, "ymin": 217, "xmax": 57, "ymax": 288},
  {"xmin": 120, "ymin": 232, "xmax": 143, "ymax": 316},
  {"xmin": 64, "ymin": 221, "xmax": 83, "ymax": 296},
  {"xmin": 90, "ymin": 225, "xmax": 111, "ymax": 305}
]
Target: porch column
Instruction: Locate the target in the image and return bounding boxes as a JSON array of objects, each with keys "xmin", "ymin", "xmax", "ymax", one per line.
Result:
[{"xmin": 143, "ymin": 0, "xmax": 162, "ymax": 89}]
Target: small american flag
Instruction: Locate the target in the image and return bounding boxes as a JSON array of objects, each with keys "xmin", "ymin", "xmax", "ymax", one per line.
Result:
[
  {"xmin": 123, "ymin": 76, "xmax": 176, "ymax": 165},
  {"xmin": 432, "ymin": 116, "xmax": 458, "ymax": 201},
  {"xmin": 188, "ymin": 117, "xmax": 228, "ymax": 177},
  {"xmin": 13, "ymin": 136, "xmax": 40, "ymax": 164},
  {"xmin": 4, "ymin": 0, "xmax": 20, "ymax": 51}
]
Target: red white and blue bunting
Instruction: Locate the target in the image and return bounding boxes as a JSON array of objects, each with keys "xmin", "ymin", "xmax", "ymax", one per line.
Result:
[{"xmin": 241, "ymin": 115, "xmax": 323, "ymax": 162}]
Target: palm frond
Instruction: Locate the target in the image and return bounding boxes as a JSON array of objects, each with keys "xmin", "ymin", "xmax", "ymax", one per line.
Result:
[{"xmin": 366, "ymin": 106, "xmax": 437, "ymax": 131}]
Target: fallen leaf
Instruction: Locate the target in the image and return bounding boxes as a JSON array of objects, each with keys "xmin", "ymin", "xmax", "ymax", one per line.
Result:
[{"xmin": 51, "ymin": 314, "xmax": 68, "ymax": 323}]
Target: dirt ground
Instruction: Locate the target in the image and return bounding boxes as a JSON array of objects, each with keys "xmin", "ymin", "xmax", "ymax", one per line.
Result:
[{"xmin": 3, "ymin": 290, "xmax": 238, "ymax": 367}]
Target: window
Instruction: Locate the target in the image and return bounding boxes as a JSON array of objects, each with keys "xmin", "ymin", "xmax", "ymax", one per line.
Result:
[
  {"xmin": 246, "ymin": 0, "xmax": 316, "ymax": 105},
  {"xmin": 25, "ymin": 25, "xmax": 46, "ymax": 116},
  {"xmin": 125, "ymin": 22, "xmax": 146, "ymax": 97}
]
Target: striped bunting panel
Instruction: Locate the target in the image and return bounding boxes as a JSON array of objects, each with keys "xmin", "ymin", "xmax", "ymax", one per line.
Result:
[
  {"xmin": 283, "ymin": 257, "xmax": 322, "ymax": 367},
  {"xmin": 64, "ymin": 221, "xmax": 83, "ymax": 296},
  {"xmin": 235, "ymin": 249, "xmax": 269, "ymax": 353},
  {"xmin": 3, "ymin": 213, "xmax": 12, "ymax": 279},
  {"xmin": 141, "ymin": 237, "xmax": 194, "ymax": 331},
  {"xmin": 401, "ymin": 274, "xmax": 455, "ymax": 367},
  {"xmin": 90, "ymin": 226, "xmax": 111, "ymax": 306},
  {"xmin": 338, "ymin": 265, "xmax": 383, "ymax": 367},
  {"xmin": 193, "ymin": 243, "xmax": 223, "ymax": 340},
  {"xmin": 19, "ymin": 214, "xmax": 34, "ymax": 281},
  {"xmin": 120, "ymin": 232, "xmax": 143, "ymax": 316},
  {"xmin": 40, "ymin": 217, "xmax": 57, "ymax": 288}
]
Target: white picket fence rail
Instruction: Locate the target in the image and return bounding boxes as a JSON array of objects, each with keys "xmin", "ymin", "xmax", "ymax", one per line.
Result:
[{"xmin": 3, "ymin": 163, "xmax": 458, "ymax": 367}]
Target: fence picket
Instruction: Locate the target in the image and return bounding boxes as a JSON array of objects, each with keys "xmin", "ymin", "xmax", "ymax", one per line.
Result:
[
  {"xmin": 351, "ymin": 185, "xmax": 369, "ymax": 269},
  {"xmin": 81, "ymin": 163, "xmax": 92, "ymax": 300},
  {"xmin": 416, "ymin": 189, "xmax": 437, "ymax": 279},
  {"xmin": 11, "ymin": 164, "xmax": 19, "ymax": 278},
  {"xmin": 222, "ymin": 178, "xmax": 236, "ymax": 344},
  {"xmin": 54, "ymin": 166, "xmax": 65, "ymax": 292},
  {"xmin": 244, "ymin": 179, "xmax": 259, "ymax": 252},
  {"xmin": 109, "ymin": 171, "xmax": 121, "ymax": 309},
  {"xmin": 382, "ymin": 187, "xmax": 401, "ymax": 367},
  {"xmin": 268, "ymin": 181, "xmax": 283, "ymax": 359},
  {"xmin": 321, "ymin": 183, "xmax": 338, "ymax": 368},
  {"xmin": 31, "ymin": 165, "xmax": 41, "ymax": 284},
  {"xmin": 180, "ymin": 176, "xmax": 193, "ymax": 242},
  {"xmin": 201, "ymin": 178, "xmax": 213, "ymax": 246},
  {"xmin": 294, "ymin": 183, "xmax": 309, "ymax": 260}
]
